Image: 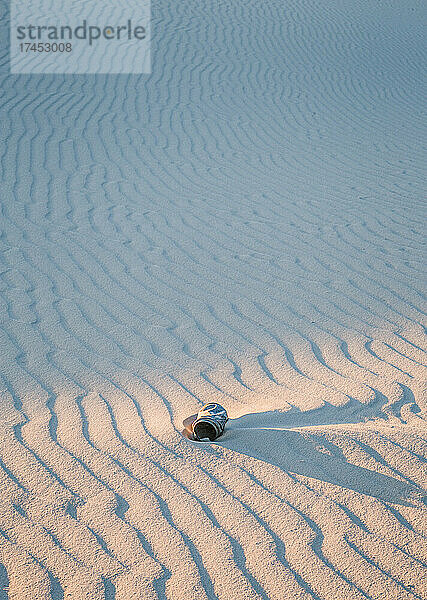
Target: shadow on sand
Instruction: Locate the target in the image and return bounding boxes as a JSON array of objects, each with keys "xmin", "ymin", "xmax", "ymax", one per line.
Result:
[{"xmin": 212, "ymin": 407, "xmax": 426, "ymax": 507}]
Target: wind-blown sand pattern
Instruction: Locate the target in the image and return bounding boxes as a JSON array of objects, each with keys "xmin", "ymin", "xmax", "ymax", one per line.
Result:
[{"xmin": 0, "ymin": 0, "xmax": 426, "ymax": 598}]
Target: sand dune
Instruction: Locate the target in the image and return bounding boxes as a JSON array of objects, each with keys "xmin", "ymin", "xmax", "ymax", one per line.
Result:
[{"xmin": 0, "ymin": 0, "xmax": 426, "ymax": 598}]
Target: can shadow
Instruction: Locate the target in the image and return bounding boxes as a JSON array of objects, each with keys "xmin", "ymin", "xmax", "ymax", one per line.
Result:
[{"xmin": 214, "ymin": 410, "xmax": 426, "ymax": 506}]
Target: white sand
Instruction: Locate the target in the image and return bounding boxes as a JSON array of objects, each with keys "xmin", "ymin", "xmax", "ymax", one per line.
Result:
[{"xmin": 0, "ymin": 0, "xmax": 426, "ymax": 598}]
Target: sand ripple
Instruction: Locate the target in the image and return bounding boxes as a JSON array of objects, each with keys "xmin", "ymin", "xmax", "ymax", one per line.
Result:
[{"xmin": 0, "ymin": 0, "xmax": 426, "ymax": 598}]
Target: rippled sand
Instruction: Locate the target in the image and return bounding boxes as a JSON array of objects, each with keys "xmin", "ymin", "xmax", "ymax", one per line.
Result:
[{"xmin": 0, "ymin": 0, "xmax": 426, "ymax": 598}]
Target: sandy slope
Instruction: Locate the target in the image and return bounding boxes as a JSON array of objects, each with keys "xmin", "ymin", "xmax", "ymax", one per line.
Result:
[{"xmin": 0, "ymin": 0, "xmax": 426, "ymax": 598}]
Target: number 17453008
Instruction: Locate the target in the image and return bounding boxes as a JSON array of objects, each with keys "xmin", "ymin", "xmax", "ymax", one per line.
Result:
[{"xmin": 20, "ymin": 42, "xmax": 72, "ymax": 52}]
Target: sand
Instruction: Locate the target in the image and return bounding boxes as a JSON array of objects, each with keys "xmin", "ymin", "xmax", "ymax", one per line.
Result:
[{"xmin": 0, "ymin": 0, "xmax": 426, "ymax": 598}]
